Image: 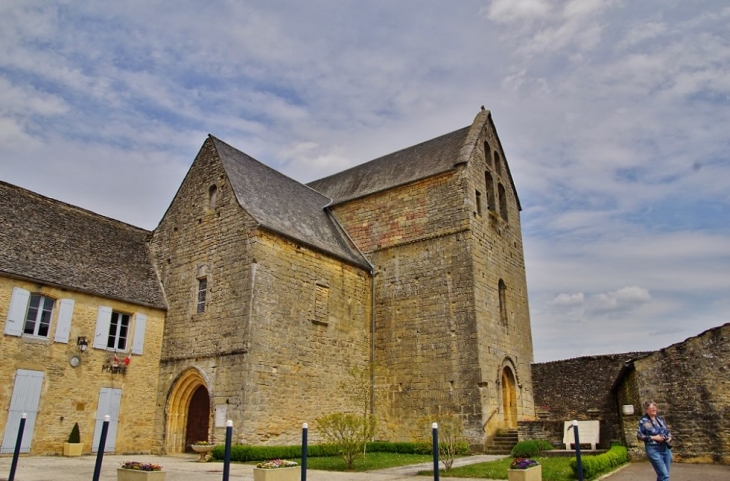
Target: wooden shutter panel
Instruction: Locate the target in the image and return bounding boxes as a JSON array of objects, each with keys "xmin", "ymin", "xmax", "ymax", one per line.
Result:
[
  {"xmin": 4, "ymin": 287, "xmax": 30, "ymax": 337},
  {"xmin": 130, "ymin": 313, "xmax": 147, "ymax": 355},
  {"xmin": 53, "ymin": 299, "xmax": 75, "ymax": 343},
  {"xmin": 93, "ymin": 306, "xmax": 112, "ymax": 349}
]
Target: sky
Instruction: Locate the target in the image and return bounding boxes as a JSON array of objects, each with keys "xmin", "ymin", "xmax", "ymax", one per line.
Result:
[{"xmin": 1, "ymin": 1, "xmax": 728, "ymax": 362}]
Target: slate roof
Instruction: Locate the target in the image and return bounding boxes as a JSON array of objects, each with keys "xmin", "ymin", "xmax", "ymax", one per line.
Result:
[
  {"xmin": 307, "ymin": 126, "xmax": 472, "ymax": 204},
  {"xmin": 210, "ymin": 136, "xmax": 369, "ymax": 268},
  {"xmin": 0, "ymin": 181, "xmax": 166, "ymax": 309}
]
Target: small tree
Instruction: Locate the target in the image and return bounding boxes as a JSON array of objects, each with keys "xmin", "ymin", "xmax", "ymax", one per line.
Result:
[
  {"xmin": 67, "ymin": 422, "xmax": 81, "ymax": 444},
  {"xmin": 413, "ymin": 413, "xmax": 467, "ymax": 471},
  {"xmin": 316, "ymin": 412, "xmax": 376, "ymax": 470}
]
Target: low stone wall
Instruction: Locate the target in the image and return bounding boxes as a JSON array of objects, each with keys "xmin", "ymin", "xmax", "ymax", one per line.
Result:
[
  {"xmin": 531, "ymin": 352, "xmax": 650, "ymax": 448},
  {"xmin": 518, "ymin": 420, "xmax": 564, "ymax": 447}
]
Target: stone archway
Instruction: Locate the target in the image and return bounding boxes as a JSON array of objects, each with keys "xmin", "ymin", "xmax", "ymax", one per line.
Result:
[
  {"xmin": 501, "ymin": 367, "xmax": 518, "ymax": 428},
  {"xmin": 165, "ymin": 368, "xmax": 211, "ymax": 453}
]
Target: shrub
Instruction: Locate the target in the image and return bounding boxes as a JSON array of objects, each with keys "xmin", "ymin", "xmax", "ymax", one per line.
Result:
[
  {"xmin": 511, "ymin": 440, "xmax": 552, "ymax": 458},
  {"xmin": 210, "ymin": 440, "xmax": 467, "ymax": 461},
  {"xmin": 316, "ymin": 412, "xmax": 376, "ymax": 470},
  {"xmin": 569, "ymin": 444, "xmax": 628, "ymax": 480},
  {"xmin": 67, "ymin": 422, "xmax": 81, "ymax": 444}
]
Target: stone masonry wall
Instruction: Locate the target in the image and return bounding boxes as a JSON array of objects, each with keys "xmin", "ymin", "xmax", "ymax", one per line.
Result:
[
  {"xmin": 531, "ymin": 352, "xmax": 648, "ymax": 447},
  {"xmin": 0, "ymin": 276, "xmax": 165, "ymax": 454},
  {"xmin": 465, "ymin": 117, "xmax": 535, "ymax": 440},
  {"xmin": 150, "ymin": 138, "xmax": 260, "ymax": 448},
  {"xmin": 629, "ymin": 324, "xmax": 730, "ymax": 463},
  {"xmin": 241, "ymin": 230, "xmax": 371, "ymax": 445},
  {"xmin": 151, "ymin": 138, "xmax": 372, "ymax": 447}
]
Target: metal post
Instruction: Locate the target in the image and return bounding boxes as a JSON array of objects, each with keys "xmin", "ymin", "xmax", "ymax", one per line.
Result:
[
  {"xmin": 222, "ymin": 420, "xmax": 233, "ymax": 481},
  {"xmin": 7, "ymin": 413, "xmax": 26, "ymax": 481},
  {"xmin": 572, "ymin": 420, "xmax": 584, "ymax": 481},
  {"xmin": 301, "ymin": 423, "xmax": 308, "ymax": 481},
  {"xmin": 92, "ymin": 415, "xmax": 110, "ymax": 481},
  {"xmin": 432, "ymin": 422, "xmax": 440, "ymax": 481}
]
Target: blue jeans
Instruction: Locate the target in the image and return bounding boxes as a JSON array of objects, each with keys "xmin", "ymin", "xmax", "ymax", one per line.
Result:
[{"xmin": 646, "ymin": 444, "xmax": 672, "ymax": 481}]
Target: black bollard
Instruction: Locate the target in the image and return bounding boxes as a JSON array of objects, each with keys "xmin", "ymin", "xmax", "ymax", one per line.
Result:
[
  {"xmin": 301, "ymin": 423, "xmax": 308, "ymax": 481},
  {"xmin": 92, "ymin": 415, "xmax": 110, "ymax": 481},
  {"xmin": 572, "ymin": 420, "xmax": 584, "ymax": 481},
  {"xmin": 7, "ymin": 413, "xmax": 26, "ymax": 481},
  {"xmin": 222, "ymin": 419, "xmax": 233, "ymax": 481},
  {"xmin": 432, "ymin": 422, "xmax": 440, "ymax": 481}
]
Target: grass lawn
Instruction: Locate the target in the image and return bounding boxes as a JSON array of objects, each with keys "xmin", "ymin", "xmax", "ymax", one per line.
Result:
[
  {"xmin": 253, "ymin": 452, "xmax": 434, "ymax": 472},
  {"xmin": 418, "ymin": 457, "xmax": 576, "ymax": 480}
]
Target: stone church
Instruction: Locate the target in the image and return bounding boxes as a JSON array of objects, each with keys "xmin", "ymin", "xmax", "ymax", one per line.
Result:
[{"xmin": 0, "ymin": 108, "xmax": 535, "ymax": 454}]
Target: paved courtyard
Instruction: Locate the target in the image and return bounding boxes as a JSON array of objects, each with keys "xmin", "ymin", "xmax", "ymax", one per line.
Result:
[{"xmin": 1, "ymin": 453, "xmax": 729, "ymax": 481}]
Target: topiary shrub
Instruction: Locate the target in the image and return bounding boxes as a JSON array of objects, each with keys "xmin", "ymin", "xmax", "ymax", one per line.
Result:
[
  {"xmin": 511, "ymin": 440, "xmax": 552, "ymax": 458},
  {"xmin": 67, "ymin": 423, "xmax": 81, "ymax": 444}
]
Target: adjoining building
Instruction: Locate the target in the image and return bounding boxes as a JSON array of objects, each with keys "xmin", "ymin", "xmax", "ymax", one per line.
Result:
[
  {"xmin": 0, "ymin": 182, "xmax": 166, "ymax": 454},
  {"xmin": 1, "ymin": 108, "xmax": 536, "ymax": 454}
]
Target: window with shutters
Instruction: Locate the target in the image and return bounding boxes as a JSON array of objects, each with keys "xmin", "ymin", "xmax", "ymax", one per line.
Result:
[
  {"xmin": 107, "ymin": 312, "xmax": 130, "ymax": 350},
  {"xmin": 23, "ymin": 294, "xmax": 55, "ymax": 338},
  {"xmin": 5, "ymin": 287, "xmax": 74, "ymax": 342}
]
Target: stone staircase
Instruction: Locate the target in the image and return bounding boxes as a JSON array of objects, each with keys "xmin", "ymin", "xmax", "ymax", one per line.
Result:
[{"xmin": 484, "ymin": 428, "xmax": 519, "ymax": 455}]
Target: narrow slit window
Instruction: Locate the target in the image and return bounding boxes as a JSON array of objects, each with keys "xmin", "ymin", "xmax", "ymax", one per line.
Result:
[
  {"xmin": 314, "ymin": 284, "xmax": 329, "ymax": 325},
  {"xmin": 197, "ymin": 278, "xmax": 207, "ymax": 313},
  {"xmin": 485, "ymin": 172, "xmax": 495, "ymax": 211},
  {"xmin": 498, "ymin": 183, "xmax": 508, "ymax": 221},
  {"xmin": 475, "ymin": 190, "xmax": 482, "ymax": 216},
  {"xmin": 498, "ymin": 279, "xmax": 507, "ymax": 327}
]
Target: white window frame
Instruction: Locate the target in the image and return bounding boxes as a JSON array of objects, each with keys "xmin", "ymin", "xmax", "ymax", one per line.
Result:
[{"xmin": 23, "ymin": 293, "xmax": 56, "ymax": 338}]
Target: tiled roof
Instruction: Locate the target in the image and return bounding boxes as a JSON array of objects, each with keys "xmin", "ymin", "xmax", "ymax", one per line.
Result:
[
  {"xmin": 307, "ymin": 126, "xmax": 471, "ymax": 204},
  {"xmin": 0, "ymin": 181, "xmax": 166, "ymax": 309},
  {"xmin": 210, "ymin": 137, "xmax": 369, "ymax": 268}
]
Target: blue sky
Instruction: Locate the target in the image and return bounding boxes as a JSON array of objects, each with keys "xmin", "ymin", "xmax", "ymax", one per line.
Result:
[{"xmin": 1, "ymin": 0, "xmax": 728, "ymax": 362}]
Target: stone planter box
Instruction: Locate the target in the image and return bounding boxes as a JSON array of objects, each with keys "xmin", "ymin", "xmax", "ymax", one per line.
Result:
[
  {"xmin": 253, "ymin": 466, "xmax": 301, "ymax": 481},
  {"xmin": 117, "ymin": 469, "xmax": 167, "ymax": 481},
  {"xmin": 63, "ymin": 442, "xmax": 84, "ymax": 456},
  {"xmin": 508, "ymin": 465, "xmax": 542, "ymax": 481}
]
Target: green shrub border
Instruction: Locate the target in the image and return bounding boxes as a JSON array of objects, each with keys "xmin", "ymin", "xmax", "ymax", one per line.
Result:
[
  {"xmin": 211, "ymin": 441, "xmax": 469, "ymax": 461},
  {"xmin": 569, "ymin": 444, "xmax": 628, "ymax": 480}
]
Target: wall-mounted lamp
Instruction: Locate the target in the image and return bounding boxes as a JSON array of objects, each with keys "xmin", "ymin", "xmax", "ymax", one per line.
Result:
[{"xmin": 77, "ymin": 336, "xmax": 88, "ymax": 352}]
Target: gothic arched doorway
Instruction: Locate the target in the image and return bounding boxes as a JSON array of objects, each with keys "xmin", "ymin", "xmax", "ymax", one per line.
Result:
[
  {"xmin": 165, "ymin": 368, "xmax": 211, "ymax": 453},
  {"xmin": 185, "ymin": 386, "xmax": 210, "ymax": 452},
  {"xmin": 501, "ymin": 367, "xmax": 517, "ymax": 428}
]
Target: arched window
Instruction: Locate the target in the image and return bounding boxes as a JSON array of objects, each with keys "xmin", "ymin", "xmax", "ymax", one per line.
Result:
[
  {"xmin": 484, "ymin": 141, "xmax": 492, "ymax": 168},
  {"xmin": 494, "ymin": 151, "xmax": 502, "ymax": 176},
  {"xmin": 485, "ymin": 172, "xmax": 495, "ymax": 211},
  {"xmin": 498, "ymin": 279, "xmax": 507, "ymax": 326},
  {"xmin": 498, "ymin": 183, "xmax": 508, "ymax": 221},
  {"xmin": 208, "ymin": 185, "xmax": 218, "ymax": 209}
]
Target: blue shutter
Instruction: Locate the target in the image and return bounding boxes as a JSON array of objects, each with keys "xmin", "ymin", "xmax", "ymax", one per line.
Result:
[
  {"xmin": 93, "ymin": 306, "xmax": 112, "ymax": 349},
  {"xmin": 1, "ymin": 369, "xmax": 44, "ymax": 453},
  {"xmin": 5, "ymin": 287, "xmax": 30, "ymax": 337},
  {"xmin": 131, "ymin": 313, "xmax": 147, "ymax": 355},
  {"xmin": 53, "ymin": 299, "xmax": 75, "ymax": 343}
]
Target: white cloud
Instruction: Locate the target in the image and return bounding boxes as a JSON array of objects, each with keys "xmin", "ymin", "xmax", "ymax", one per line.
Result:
[{"xmin": 0, "ymin": 0, "xmax": 728, "ymax": 363}]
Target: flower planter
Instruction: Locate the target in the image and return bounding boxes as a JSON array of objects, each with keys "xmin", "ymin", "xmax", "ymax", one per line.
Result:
[
  {"xmin": 191, "ymin": 444, "xmax": 215, "ymax": 462},
  {"xmin": 117, "ymin": 469, "xmax": 166, "ymax": 481},
  {"xmin": 253, "ymin": 466, "xmax": 301, "ymax": 481},
  {"xmin": 63, "ymin": 442, "xmax": 84, "ymax": 456},
  {"xmin": 508, "ymin": 465, "xmax": 542, "ymax": 481}
]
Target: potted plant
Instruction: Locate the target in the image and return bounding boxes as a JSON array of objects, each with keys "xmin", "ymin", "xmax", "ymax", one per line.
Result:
[
  {"xmin": 508, "ymin": 458, "xmax": 542, "ymax": 481},
  {"xmin": 253, "ymin": 459, "xmax": 300, "ymax": 481},
  {"xmin": 190, "ymin": 440, "xmax": 215, "ymax": 462},
  {"xmin": 117, "ymin": 461, "xmax": 166, "ymax": 481},
  {"xmin": 63, "ymin": 422, "xmax": 84, "ymax": 456}
]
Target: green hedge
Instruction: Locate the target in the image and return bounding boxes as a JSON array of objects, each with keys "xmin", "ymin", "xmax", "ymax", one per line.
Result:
[
  {"xmin": 569, "ymin": 445, "xmax": 628, "ymax": 480},
  {"xmin": 511, "ymin": 440, "xmax": 553, "ymax": 458},
  {"xmin": 210, "ymin": 441, "xmax": 459, "ymax": 461}
]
